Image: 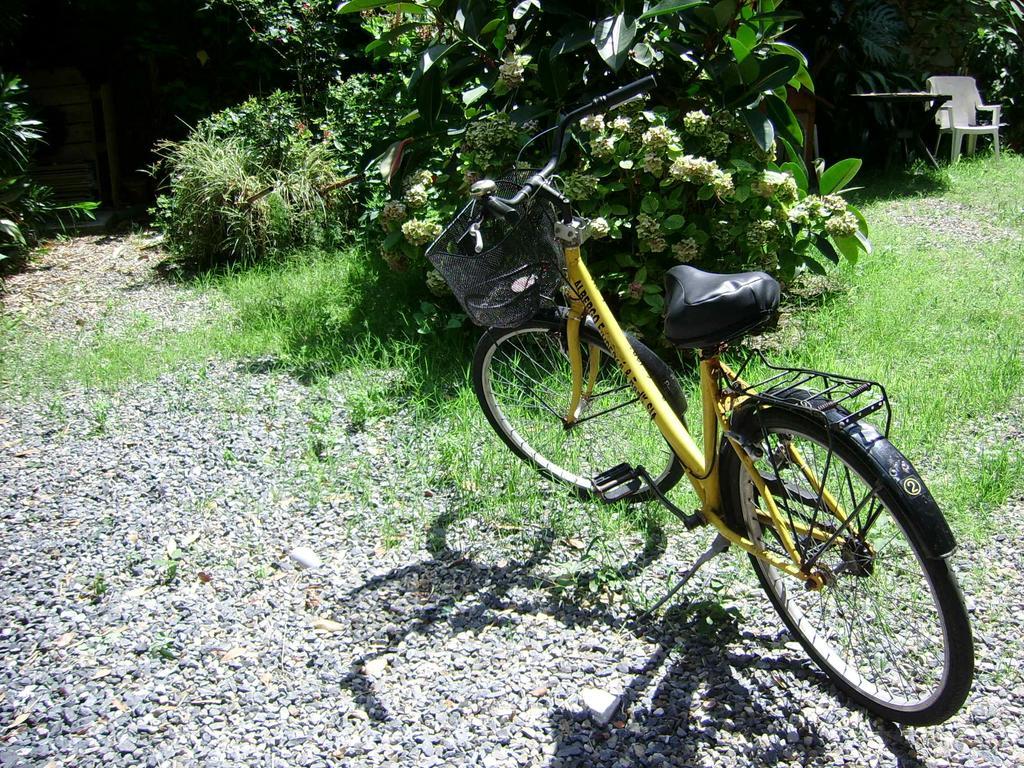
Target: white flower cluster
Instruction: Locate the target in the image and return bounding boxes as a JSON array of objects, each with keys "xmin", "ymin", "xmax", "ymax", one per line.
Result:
[
  {"xmin": 753, "ymin": 141, "xmax": 778, "ymax": 163},
  {"xmin": 562, "ymin": 173, "xmax": 600, "ymax": 200},
  {"xmin": 635, "ymin": 213, "xmax": 660, "ymax": 239},
  {"xmin": 591, "ymin": 134, "xmax": 616, "ymax": 159},
  {"xmin": 401, "ymin": 218, "xmax": 442, "ymax": 246},
  {"xmin": 463, "ymin": 113, "xmax": 521, "ymax": 168},
  {"xmin": 641, "ymin": 125, "xmax": 678, "ymax": 150},
  {"xmin": 752, "ymin": 171, "xmax": 799, "ymax": 202},
  {"xmin": 610, "ymin": 115, "xmax": 633, "ymax": 133},
  {"xmin": 821, "ymin": 194, "xmax": 849, "ymax": 215},
  {"xmin": 642, "ymin": 237, "xmax": 667, "ymax": 253},
  {"xmin": 382, "ymin": 249, "xmax": 406, "ymax": 272},
  {"xmin": 787, "ymin": 194, "xmax": 859, "ymax": 238},
  {"xmin": 402, "ymin": 170, "xmax": 433, "ymax": 209},
  {"xmin": 499, "ymin": 54, "xmax": 529, "ymax": 88},
  {"xmin": 643, "ymin": 153, "xmax": 665, "ymax": 176},
  {"xmin": 635, "ymin": 214, "xmax": 666, "ymax": 253},
  {"xmin": 587, "ymin": 216, "xmax": 610, "ymax": 239},
  {"xmin": 580, "ymin": 114, "xmax": 605, "ymax": 133},
  {"xmin": 744, "ymin": 219, "xmax": 778, "ymax": 248},
  {"xmin": 825, "ymin": 211, "xmax": 859, "ymax": 238},
  {"xmin": 425, "ymin": 268, "xmax": 450, "ymax": 296},
  {"xmin": 379, "ymin": 200, "xmax": 407, "ymax": 230},
  {"xmin": 683, "ymin": 110, "xmax": 713, "ymax": 136},
  {"xmin": 672, "ymin": 238, "xmax": 699, "ymax": 263},
  {"xmin": 704, "ymin": 130, "xmax": 730, "ymax": 156},
  {"xmin": 668, "ymin": 155, "xmax": 734, "ymax": 196}
]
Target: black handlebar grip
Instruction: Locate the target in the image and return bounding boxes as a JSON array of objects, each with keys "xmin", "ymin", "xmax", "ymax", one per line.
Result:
[
  {"xmin": 483, "ymin": 195, "xmax": 521, "ymax": 224},
  {"xmin": 596, "ymin": 75, "xmax": 658, "ymax": 111}
]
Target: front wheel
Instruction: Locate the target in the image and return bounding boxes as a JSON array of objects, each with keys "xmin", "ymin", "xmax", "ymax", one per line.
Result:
[
  {"xmin": 719, "ymin": 403, "xmax": 973, "ymax": 725},
  {"xmin": 473, "ymin": 316, "xmax": 685, "ymax": 502}
]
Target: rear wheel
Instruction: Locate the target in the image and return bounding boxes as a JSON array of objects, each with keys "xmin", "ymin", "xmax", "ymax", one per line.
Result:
[
  {"xmin": 473, "ymin": 317, "xmax": 685, "ymax": 501},
  {"xmin": 719, "ymin": 404, "xmax": 973, "ymax": 725}
]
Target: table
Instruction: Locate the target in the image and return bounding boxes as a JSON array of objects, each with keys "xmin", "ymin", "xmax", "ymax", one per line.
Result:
[{"xmin": 850, "ymin": 92, "xmax": 951, "ymax": 169}]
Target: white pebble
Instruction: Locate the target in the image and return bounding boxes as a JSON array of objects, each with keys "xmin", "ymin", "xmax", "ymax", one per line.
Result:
[
  {"xmin": 580, "ymin": 687, "xmax": 621, "ymax": 726},
  {"xmin": 288, "ymin": 546, "xmax": 321, "ymax": 570}
]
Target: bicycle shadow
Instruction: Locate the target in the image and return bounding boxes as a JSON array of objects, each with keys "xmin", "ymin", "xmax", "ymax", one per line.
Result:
[
  {"xmin": 327, "ymin": 506, "xmax": 918, "ymax": 766},
  {"xmin": 334, "ymin": 507, "xmax": 667, "ymax": 722},
  {"xmin": 541, "ymin": 607, "xmax": 839, "ymax": 767}
]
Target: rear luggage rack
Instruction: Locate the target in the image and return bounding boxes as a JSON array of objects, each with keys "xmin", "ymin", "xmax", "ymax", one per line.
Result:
[{"xmin": 724, "ymin": 351, "xmax": 892, "ymax": 436}]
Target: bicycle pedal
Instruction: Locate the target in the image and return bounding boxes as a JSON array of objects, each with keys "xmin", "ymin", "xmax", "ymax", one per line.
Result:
[{"xmin": 593, "ymin": 463, "xmax": 644, "ymax": 502}]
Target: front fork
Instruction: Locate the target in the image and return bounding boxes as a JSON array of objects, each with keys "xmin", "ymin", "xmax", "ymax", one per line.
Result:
[{"xmin": 563, "ymin": 299, "xmax": 589, "ymax": 426}]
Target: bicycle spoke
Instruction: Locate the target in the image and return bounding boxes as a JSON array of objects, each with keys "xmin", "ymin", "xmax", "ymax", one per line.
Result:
[{"xmin": 742, "ymin": 422, "xmax": 950, "ymax": 710}]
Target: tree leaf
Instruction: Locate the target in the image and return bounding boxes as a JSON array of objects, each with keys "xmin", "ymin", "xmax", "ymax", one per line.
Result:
[
  {"xmin": 727, "ymin": 34, "xmax": 753, "ymax": 63},
  {"xmin": 740, "ymin": 108, "xmax": 775, "ymax": 152},
  {"xmin": 663, "ymin": 214, "xmax": 685, "ymax": 230},
  {"xmin": 462, "ymin": 85, "xmax": 488, "ymax": 105},
  {"xmin": 365, "ymin": 23, "xmax": 420, "ymax": 55},
  {"xmin": 512, "ymin": 0, "xmax": 539, "ymax": 20},
  {"xmin": 781, "ymin": 160, "xmax": 808, "ymax": 193},
  {"xmin": 631, "ymin": 41, "xmax": 655, "ymax": 67},
  {"xmin": 813, "ymin": 234, "xmax": 840, "ymax": 264},
  {"xmin": 804, "ymin": 256, "xmax": 827, "ymax": 275},
  {"xmin": 764, "ymin": 94, "xmax": 803, "ymax": 149},
  {"xmin": 417, "ymin": 70, "xmax": 443, "ymax": 130},
  {"xmin": 374, "ymin": 139, "xmax": 411, "ymax": 181},
  {"xmin": 747, "ymin": 54, "xmax": 800, "ymax": 92},
  {"xmin": 832, "ymin": 234, "xmax": 862, "ymax": 263},
  {"xmin": 551, "ymin": 26, "xmax": 593, "ymax": 56},
  {"xmin": 337, "ymin": 0, "xmax": 408, "ymax": 14},
  {"xmin": 855, "ymin": 230, "xmax": 872, "ymax": 256},
  {"xmin": 819, "ymin": 158, "xmax": 862, "ymax": 195},
  {"xmin": 639, "ymin": 0, "xmax": 703, "ymax": 20},
  {"xmin": 593, "ymin": 14, "xmax": 638, "ymax": 73},
  {"xmin": 410, "ymin": 42, "xmax": 461, "ymax": 90},
  {"xmin": 712, "ymin": 0, "xmax": 739, "ymax": 27}
]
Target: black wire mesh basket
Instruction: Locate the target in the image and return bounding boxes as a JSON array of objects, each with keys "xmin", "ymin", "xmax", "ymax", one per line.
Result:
[{"xmin": 425, "ymin": 169, "xmax": 563, "ymax": 328}]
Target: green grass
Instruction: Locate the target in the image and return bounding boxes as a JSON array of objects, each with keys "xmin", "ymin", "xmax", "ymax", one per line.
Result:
[
  {"xmin": 0, "ymin": 246, "xmax": 472, "ymax": 401},
  {"xmin": 2, "ymin": 155, "xmax": 1022, "ymax": 550},
  {"xmin": 778, "ymin": 155, "xmax": 1024, "ymax": 534}
]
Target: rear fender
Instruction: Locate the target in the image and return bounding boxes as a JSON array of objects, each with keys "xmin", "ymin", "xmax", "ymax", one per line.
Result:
[{"xmin": 730, "ymin": 395, "xmax": 957, "ymax": 559}]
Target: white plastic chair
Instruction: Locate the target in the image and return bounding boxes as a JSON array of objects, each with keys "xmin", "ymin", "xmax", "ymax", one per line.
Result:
[{"xmin": 926, "ymin": 76, "xmax": 1004, "ymax": 163}]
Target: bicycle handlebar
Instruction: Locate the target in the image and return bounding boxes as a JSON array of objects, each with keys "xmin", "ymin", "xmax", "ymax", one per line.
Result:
[{"xmin": 480, "ymin": 75, "xmax": 657, "ymax": 222}]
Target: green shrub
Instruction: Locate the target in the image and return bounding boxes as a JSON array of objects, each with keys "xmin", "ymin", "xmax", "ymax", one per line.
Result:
[
  {"xmin": 345, "ymin": 0, "xmax": 869, "ymax": 339},
  {"xmin": 967, "ymin": 0, "xmax": 1024, "ymax": 149},
  {"xmin": 1, "ymin": 73, "xmax": 95, "ymax": 264},
  {"xmin": 153, "ymin": 125, "xmax": 345, "ymax": 267},
  {"xmin": 321, "ymin": 72, "xmax": 405, "ymax": 167},
  {"xmin": 202, "ymin": 90, "xmax": 311, "ymax": 170}
]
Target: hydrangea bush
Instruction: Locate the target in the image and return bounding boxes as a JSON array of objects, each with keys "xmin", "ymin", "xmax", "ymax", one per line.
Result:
[
  {"xmin": 348, "ymin": 0, "xmax": 871, "ymax": 340},
  {"xmin": 373, "ymin": 97, "xmax": 867, "ymax": 336}
]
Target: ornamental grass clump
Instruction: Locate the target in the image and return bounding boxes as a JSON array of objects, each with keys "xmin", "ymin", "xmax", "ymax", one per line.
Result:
[{"xmin": 153, "ymin": 126, "xmax": 345, "ymax": 268}]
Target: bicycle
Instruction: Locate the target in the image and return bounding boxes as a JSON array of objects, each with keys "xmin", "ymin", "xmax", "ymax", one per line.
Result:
[{"xmin": 426, "ymin": 76, "xmax": 973, "ymax": 726}]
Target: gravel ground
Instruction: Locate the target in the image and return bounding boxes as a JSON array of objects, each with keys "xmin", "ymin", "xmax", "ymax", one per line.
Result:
[
  {"xmin": 1, "ymin": 238, "xmax": 1023, "ymax": 767},
  {"xmin": 0, "ymin": 234, "xmax": 222, "ymax": 337}
]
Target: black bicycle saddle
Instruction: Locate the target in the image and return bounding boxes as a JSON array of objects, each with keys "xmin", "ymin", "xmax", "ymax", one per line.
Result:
[{"xmin": 663, "ymin": 265, "xmax": 780, "ymax": 349}]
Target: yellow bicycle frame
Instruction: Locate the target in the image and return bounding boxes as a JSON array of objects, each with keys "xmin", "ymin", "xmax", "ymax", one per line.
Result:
[{"xmin": 560, "ymin": 244, "xmax": 841, "ymax": 584}]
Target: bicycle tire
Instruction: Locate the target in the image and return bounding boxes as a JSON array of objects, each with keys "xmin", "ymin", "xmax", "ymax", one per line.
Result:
[
  {"xmin": 719, "ymin": 400, "xmax": 973, "ymax": 725},
  {"xmin": 473, "ymin": 314, "xmax": 686, "ymax": 502}
]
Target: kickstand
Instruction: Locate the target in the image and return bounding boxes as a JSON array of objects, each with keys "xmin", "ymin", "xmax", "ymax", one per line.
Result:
[{"xmin": 637, "ymin": 533, "xmax": 731, "ymax": 621}]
